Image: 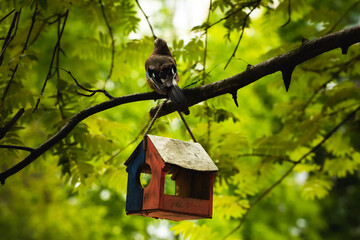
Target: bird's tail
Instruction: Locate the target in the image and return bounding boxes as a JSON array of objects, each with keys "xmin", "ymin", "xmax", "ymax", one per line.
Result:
[{"xmin": 168, "ymin": 83, "xmax": 190, "ymax": 115}]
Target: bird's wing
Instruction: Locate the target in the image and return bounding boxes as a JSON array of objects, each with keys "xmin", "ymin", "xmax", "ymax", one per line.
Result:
[
  {"xmin": 145, "ymin": 55, "xmax": 177, "ymax": 94},
  {"xmin": 159, "ymin": 63, "xmax": 177, "ymax": 88}
]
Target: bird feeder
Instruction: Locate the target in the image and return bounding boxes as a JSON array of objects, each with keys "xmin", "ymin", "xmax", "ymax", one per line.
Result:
[{"xmin": 125, "ymin": 135, "xmax": 218, "ymax": 221}]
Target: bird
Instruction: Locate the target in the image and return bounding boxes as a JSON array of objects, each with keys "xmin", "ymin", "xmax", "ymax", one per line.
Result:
[{"xmin": 145, "ymin": 38, "xmax": 190, "ymax": 115}]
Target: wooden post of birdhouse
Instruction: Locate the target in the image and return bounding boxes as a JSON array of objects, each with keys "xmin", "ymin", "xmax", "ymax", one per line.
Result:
[{"xmin": 125, "ymin": 135, "xmax": 218, "ymax": 221}]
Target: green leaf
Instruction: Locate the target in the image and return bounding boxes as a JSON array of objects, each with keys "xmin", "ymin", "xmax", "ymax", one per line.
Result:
[
  {"xmin": 301, "ymin": 176, "xmax": 333, "ymax": 200},
  {"xmin": 214, "ymin": 196, "xmax": 249, "ymax": 219},
  {"xmin": 324, "ymin": 156, "xmax": 360, "ymax": 177}
]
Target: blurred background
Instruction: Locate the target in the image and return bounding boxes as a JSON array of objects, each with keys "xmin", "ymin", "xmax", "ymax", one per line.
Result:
[{"xmin": 0, "ymin": 0, "xmax": 360, "ymax": 239}]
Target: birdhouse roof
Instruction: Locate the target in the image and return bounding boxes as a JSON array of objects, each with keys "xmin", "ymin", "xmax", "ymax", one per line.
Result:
[{"xmin": 147, "ymin": 135, "xmax": 218, "ymax": 172}]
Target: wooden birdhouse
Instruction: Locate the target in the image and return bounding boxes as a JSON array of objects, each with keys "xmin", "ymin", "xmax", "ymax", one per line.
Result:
[{"xmin": 125, "ymin": 135, "xmax": 218, "ymax": 221}]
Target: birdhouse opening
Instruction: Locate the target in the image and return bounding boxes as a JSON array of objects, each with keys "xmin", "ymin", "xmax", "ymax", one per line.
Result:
[
  {"xmin": 137, "ymin": 163, "xmax": 152, "ymax": 189},
  {"xmin": 163, "ymin": 165, "xmax": 211, "ymax": 200},
  {"xmin": 164, "ymin": 173, "xmax": 176, "ymax": 195}
]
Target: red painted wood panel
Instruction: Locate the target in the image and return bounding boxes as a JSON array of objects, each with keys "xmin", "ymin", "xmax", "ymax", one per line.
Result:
[
  {"xmin": 142, "ymin": 136, "xmax": 164, "ymax": 210},
  {"xmin": 147, "ymin": 210, "xmax": 209, "ymax": 221},
  {"xmin": 208, "ymin": 172, "xmax": 216, "ymax": 216},
  {"xmin": 161, "ymin": 195, "xmax": 211, "ymax": 216}
]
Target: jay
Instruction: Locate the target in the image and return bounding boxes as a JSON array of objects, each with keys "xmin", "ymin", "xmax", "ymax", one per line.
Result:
[{"xmin": 145, "ymin": 38, "xmax": 189, "ymax": 115}]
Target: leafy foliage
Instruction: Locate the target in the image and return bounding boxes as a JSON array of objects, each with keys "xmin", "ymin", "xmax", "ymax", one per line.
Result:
[{"xmin": 0, "ymin": 0, "xmax": 360, "ymax": 239}]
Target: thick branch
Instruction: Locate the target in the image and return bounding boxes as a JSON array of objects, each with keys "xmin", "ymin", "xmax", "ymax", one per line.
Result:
[
  {"xmin": 150, "ymin": 24, "xmax": 360, "ymax": 117},
  {"xmin": 0, "ymin": 92, "xmax": 159, "ymax": 185},
  {"xmin": 0, "ymin": 25, "xmax": 359, "ymax": 184}
]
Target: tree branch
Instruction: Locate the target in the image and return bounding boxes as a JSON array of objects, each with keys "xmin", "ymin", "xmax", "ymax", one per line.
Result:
[
  {"xmin": 0, "ymin": 145, "xmax": 34, "ymax": 152},
  {"xmin": 0, "ymin": 9, "xmax": 15, "ymax": 24},
  {"xmin": 0, "ymin": 92, "xmax": 160, "ymax": 185},
  {"xmin": 135, "ymin": 0, "xmax": 157, "ymax": 40},
  {"xmin": 280, "ymin": 0, "xmax": 291, "ymax": 27},
  {"xmin": 0, "ymin": 25, "xmax": 359, "ymax": 185},
  {"xmin": 150, "ymin": 24, "xmax": 360, "ymax": 117},
  {"xmin": 57, "ymin": 68, "xmax": 114, "ymax": 99}
]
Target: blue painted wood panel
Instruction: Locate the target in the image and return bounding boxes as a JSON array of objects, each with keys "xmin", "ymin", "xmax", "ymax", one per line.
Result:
[{"xmin": 125, "ymin": 141, "xmax": 145, "ymax": 212}]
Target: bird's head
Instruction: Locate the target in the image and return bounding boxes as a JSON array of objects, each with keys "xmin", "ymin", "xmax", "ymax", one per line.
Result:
[
  {"xmin": 153, "ymin": 38, "xmax": 172, "ymax": 56},
  {"xmin": 154, "ymin": 38, "xmax": 167, "ymax": 48}
]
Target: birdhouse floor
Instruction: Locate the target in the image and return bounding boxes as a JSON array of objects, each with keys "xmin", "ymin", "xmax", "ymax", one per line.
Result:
[
  {"xmin": 127, "ymin": 194, "xmax": 212, "ymax": 221},
  {"xmin": 126, "ymin": 209, "xmax": 211, "ymax": 221}
]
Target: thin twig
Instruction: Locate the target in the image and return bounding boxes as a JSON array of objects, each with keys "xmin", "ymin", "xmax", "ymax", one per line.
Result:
[
  {"xmin": 55, "ymin": 13, "xmax": 65, "ymax": 119},
  {"xmin": 98, "ymin": 0, "xmax": 115, "ymax": 80},
  {"xmin": 0, "ymin": 10, "xmax": 20, "ymax": 66},
  {"xmin": 0, "ymin": 9, "xmax": 15, "ymax": 24},
  {"xmin": 301, "ymin": 54, "xmax": 360, "ymax": 73},
  {"xmin": 326, "ymin": 1, "xmax": 360, "ymax": 34},
  {"xmin": 204, "ymin": 8, "xmax": 243, "ymax": 31},
  {"xmin": 224, "ymin": 1, "xmax": 261, "ymax": 69},
  {"xmin": 22, "ymin": 4, "xmax": 37, "ymax": 52},
  {"xmin": 300, "ymin": 53, "xmax": 360, "ymax": 113},
  {"xmin": 1, "ymin": 64, "xmax": 18, "ymax": 104},
  {"xmin": 202, "ymin": 0, "xmax": 212, "ymax": 85},
  {"xmin": 203, "ymin": 0, "xmax": 213, "ymax": 146},
  {"xmin": 223, "ymin": 106, "xmax": 360, "ymax": 239},
  {"xmin": 202, "ymin": 1, "xmax": 259, "ymax": 32},
  {"xmin": 28, "ymin": 13, "xmax": 67, "ymax": 47},
  {"xmin": 0, "ymin": 145, "xmax": 34, "ymax": 152},
  {"xmin": 0, "ymin": 108, "xmax": 25, "ymax": 140},
  {"xmin": 57, "ymin": 68, "xmax": 114, "ymax": 99},
  {"xmin": 324, "ymin": 103, "xmax": 360, "ymax": 117},
  {"xmin": 238, "ymin": 153, "xmax": 295, "ymax": 163},
  {"xmin": 280, "ymin": 0, "xmax": 291, "ymax": 27},
  {"xmin": 1, "ymin": 4, "xmax": 38, "ymax": 104},
  {"xmin": 33, "ymin": 10, "xmax": 69, "ymax": 112},
  {"xmin": 135, "ymin": 0, "xmax": 157, "ymax": 40}
]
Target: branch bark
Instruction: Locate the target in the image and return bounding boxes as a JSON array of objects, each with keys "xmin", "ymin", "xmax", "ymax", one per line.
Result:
[
  {"xmin": 0, "ymin": 25, "xmax": 360, "ymax": 185},
  {"xmin": 150, "ymin": 24, "xmax": 360, "ymax": 117}
]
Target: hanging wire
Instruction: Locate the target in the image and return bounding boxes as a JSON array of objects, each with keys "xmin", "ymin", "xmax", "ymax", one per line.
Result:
[
  {"xmin": 143, "ymin": 100, "xmax": 168, "ymax": 149},
  {"xmin": 178, "ymin": 111, "xmax": 197, "ymax": 142},
  {"xmin": 143, "ymin": 100, "xmax": 197, "ymax": 149}
]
